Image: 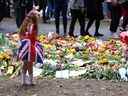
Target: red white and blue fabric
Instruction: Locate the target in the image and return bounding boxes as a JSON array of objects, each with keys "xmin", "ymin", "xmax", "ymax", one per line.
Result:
[
  {"xmin": 18, "ymin": 39, "xmax": 44, "ymax": 64},
  {"xmin": 18, "ymin": 24, "xmax": 44, "ymax": 64}
]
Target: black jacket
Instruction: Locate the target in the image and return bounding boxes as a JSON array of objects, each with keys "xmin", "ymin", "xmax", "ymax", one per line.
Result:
[
  {"xmin": 14, "ymin": 0, "xmax": 38, "ymax": 8},
  {"xmin": 0, "ymin": 0, "xmax": 10, "ymax": 17},
  {"xmin": 38, "ymin": 0, "xmax": 47, "ymax": 10},
  {"xmin": 86, "ymin": 0, "xmax": 104, "ymax": 19}
]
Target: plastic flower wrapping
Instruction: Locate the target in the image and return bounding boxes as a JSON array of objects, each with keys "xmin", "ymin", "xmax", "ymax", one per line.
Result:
[
  {"xmin": 120, "ymin": 31, "xmax": 128, "ymax": 45},
  {"xmin": 0, "ymin": 31, "xmax": 128, "ymax": 80}
]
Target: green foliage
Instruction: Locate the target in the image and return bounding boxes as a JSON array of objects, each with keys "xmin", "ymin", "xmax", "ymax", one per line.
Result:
[
  {"xmin": 81, "ymin": 50, "xmax": 89, "ymax": 60},
  {"xmin": 41, "ymin": 63, "xmax": 80, "ymax": 78},
  {"xmin": 63, "ymin": 63, "xmax": 79, "ymax": 70},
  {"xmin": 74, "ymin": 52, "xmax": 82, "ymax": 59},
  {"xmin": 42, "ymin": 64, "xmax": 56, "ymax": 78},
  {"xmin": 80, "ymin": 68, "xmax": 120, "ymax": 80},
  {"xmin": 0, "ymin": 33, "xmax": 5, "ymax": 45},
  {"xmin": 0, "ymin": 61, "xmax": 9, "ymax": 69}
]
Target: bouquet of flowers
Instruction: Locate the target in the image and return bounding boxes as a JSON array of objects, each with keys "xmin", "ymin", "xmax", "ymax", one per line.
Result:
[{"xmin": 120, "ymin": 31, "xmax": 128, "ymax": 60}]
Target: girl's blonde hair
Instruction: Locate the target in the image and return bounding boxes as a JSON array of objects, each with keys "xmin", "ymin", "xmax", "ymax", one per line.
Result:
[{"xmin": 19, "ymin": 10, "xmax": 39, "ymax": 37}]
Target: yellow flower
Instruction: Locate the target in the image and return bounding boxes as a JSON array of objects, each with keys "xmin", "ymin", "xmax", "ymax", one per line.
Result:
[
  {"xmin": 67, "ymin": 48, "xmax": 76, "ymax": 54},
  {"xmin": 70, "ymin": 48, "xmax": 76, "ymax": 53},
  {"xmin": 38, "ymin": 35, "xmax": 46, "ymax": 41},
  {"xmin": 99, "ymin": 58, "xmax": 108, "ymax": 65},
  {"xmin": 44, "ymin": 44, "xmax": 53, "ymax": 49}
]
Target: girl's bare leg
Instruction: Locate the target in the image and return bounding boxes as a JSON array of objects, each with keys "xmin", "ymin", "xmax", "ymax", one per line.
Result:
[
  {"xmin": 21, "ymin": 61, "xmax": 28, "ymax": 85},
  {"xmin": 27, "ymin": 62, "xmax": 34, "ymax": 85}
]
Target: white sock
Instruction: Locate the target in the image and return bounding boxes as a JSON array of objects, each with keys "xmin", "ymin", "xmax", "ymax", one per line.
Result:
[
  {"xmin": 21, "ymin": 73, "xmax": 26, "ymax": 84},
  {"xmin": 29, "ymin": 74, "xmax": 33, "ymax": 85}
]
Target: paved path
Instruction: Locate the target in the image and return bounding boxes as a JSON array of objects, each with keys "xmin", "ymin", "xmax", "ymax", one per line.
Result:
[{"xmin": 0, "ymin": 18, "xmax": 119, "ymax": 40}]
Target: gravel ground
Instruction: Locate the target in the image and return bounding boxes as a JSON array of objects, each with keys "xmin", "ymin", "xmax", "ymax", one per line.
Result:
[{"xmin": 0, "ymin": 79, "xmax": 128, "ymax": 96}]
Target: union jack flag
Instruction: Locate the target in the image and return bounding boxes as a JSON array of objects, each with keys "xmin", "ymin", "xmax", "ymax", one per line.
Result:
[{"xmin": 18, "ymin": 39, "xmax": 44, "ymax": 64}]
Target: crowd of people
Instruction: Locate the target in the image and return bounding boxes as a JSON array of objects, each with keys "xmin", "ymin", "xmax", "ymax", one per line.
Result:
[{"xmin": 0, "ymin": 0, "xmax": 128, "ymax": 38}]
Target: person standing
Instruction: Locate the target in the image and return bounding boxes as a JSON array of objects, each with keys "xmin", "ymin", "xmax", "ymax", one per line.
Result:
[
  {"xmin": 120, "ymin": 1, "xmax": 128, "ymax": 31},
  {"xmin": 0, "ymin": 0, "xmax": 6, "ymax": 22},
  {"xmin": 68, "ymin": 0, "xmax": 87, "ymax": 37},
  {"xmin": 14, "ymin": 0, "xmax": 37, "ymax": 28},
  {"xmin": 38, "ymin": 0, "xmax": 47, "ymax": 23},
  {"xmin": 18, "ymin": 9, "xmax": 44, "ymax": 86},
  {"xmin": 85, "ymin": 0, "xmax": 104, "ymax": 37},
  {"xmin": 46, "ymin": 0, "xmax": 55, "ymax": 21},
  {"xmin": 0, "ymin": 0, "xmax": 11, "ymax": 22},
  {"xmin": 4, "ymin": 0, "xmax": 11, "ymax": 18},
  {"xmin": 54, "ymin": 0, "xmax": 68, "ymax": 36},
  {"xmin": 109, "ymin": 0, "xmax": 122, "ymax": 38},
  {"xmin": 105, "ymin": 0, "xmax": 112, "ymax": 18}
]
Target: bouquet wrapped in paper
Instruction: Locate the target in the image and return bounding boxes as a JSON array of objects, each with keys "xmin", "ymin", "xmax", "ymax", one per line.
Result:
[
  {"xmin": 120, "ymin": 31, "xmax": 128, "ymax": 60},
  {"xmin": 120, "ymin": 31, "xmax": 128, "ymax": 45}
]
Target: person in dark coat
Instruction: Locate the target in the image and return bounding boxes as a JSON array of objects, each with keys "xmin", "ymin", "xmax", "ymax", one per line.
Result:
[
  {"xmin": 85, "ymin": 0, "xmax": 104, "ymax": 37},
  {"xmin": 4, "ymin": 0, "xmax": 11, "ymax": 18},
  {"xmin": 109, "ymin": 0, "xmax": 122, "ymax": 38},
  {"xmin": 0, "ymin": 0, "xmax": 11, "ymax": 22},
  {"xmin": 54, "ymin": 0, "xmax": 68, "ymax": 36},
  {"xmin": 120, "ymin": 1, "xmax": 128, "ymax": 31},
  {"xmin": 46, "ymin": 0, "xmax": 55, "ymax": 20},
  {"xmin": 38, "ymin": 0, "xmax": 47, "ymax": 23},
  {"xmin": 14, "ymin": 0, "xmax": 37, "ymax": 28},
  {"xmin": 0, "ymin": 0, "xmax": 6, "ymax": 22},
  {"xmin": 68, "ymin": 0, "xmax": 86, "ymax": 37}
]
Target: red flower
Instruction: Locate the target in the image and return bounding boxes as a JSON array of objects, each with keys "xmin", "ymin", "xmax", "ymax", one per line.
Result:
[{"xmin": 120, "ymin": 32, "xmax": 128, "ymax": 45}]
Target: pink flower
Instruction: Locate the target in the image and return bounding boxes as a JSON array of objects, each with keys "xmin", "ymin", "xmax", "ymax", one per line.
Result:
[{"xmin": 120, "ymin": 32, "xmax": 128, "ymax": 45}]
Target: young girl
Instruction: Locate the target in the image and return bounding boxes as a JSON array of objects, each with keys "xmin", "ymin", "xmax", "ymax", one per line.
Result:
[{"xmin": 18, "ymin": 9, "xmax": 44, "ymax": 86}]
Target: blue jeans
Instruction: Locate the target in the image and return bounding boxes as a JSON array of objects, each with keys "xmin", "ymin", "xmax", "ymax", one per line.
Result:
[
  {"xmin": 54, "ymin": 1, "xmax": 68, "ymax": 34},
  {"xmin": 46, "ymin": 2, "xmax": 54, "ymax": 19},
  {"xmin": 103, "ymin": 2, "xmax": 108, "ymax": 16}
]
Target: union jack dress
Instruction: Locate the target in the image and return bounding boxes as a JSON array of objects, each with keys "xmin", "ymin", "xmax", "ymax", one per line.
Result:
[{"xmin": 18, "ymin": 24, "xmax": 44, "ymax": 64}]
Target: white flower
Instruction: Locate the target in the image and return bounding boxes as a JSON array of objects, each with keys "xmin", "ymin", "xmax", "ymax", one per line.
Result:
[{"xmin": 119, "ymin": 68, "xmax": 127, "ymax": 81}]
